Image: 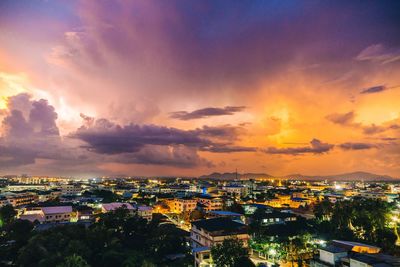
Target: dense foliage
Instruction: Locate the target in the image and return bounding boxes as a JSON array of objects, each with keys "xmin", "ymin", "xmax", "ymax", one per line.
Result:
[
  {"xmin": 211, "ymin": 239, "xmax": 254, "ymax": 267},
  {"xmin": 0, "ymin": 207, "xmax": 191, "ymax": 267},
  {"xmin": 313, "ymin": 198, "xmax": 398, "ymax": 253}
]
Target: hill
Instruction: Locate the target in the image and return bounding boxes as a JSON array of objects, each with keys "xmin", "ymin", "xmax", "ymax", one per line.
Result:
[{"xmin": 200, "ymin": 171, "xmax": 396, "ymax": 181}]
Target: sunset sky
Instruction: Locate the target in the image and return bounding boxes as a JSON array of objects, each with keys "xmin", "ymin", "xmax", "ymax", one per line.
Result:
[{"xmin": 0, "ymin": 0, "xmax": 399, "ymax": 177}]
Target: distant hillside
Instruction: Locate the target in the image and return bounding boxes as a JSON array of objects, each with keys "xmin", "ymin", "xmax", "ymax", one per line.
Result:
[
  {"xmin": 200, "ymin": 171, "xmax": 397, "ymax": 181},
  {"xmin": 199, "ymin": 172, "xmax": 274, "ymax": 180}
]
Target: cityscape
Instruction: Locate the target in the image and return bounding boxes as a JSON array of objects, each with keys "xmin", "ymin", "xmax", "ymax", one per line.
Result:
[{"xmin": 1, "ymin": 1, "xmax": 400, "ymax": 267}]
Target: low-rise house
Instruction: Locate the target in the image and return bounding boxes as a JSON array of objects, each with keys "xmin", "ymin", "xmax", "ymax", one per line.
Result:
[
  {"xmin": 310, "ymin": 240, "xmax": 392, "ymax": 267},
  {"xmin": 101, "ymin": 202, "xmax": 135, "ymax": 213},
  {"xmin": 207, "ymin": 210, "xmax": 244, "ymax": 223},
  {"xmin": 19, "ymin": 206, "xmax": 72, "ymax": 224},
  {"xmin": 75, "ymin": 206, "xmax": 95, "ymax": 221},
  {"xmin": 259, "ymin": 210, "xmax": 297, "ymax": 225},
  {"xmin": 349, "ymin": 253, "xmax": 400, "ymax": 267},
  {"xmin": 135, "ymin": 205, "xmax": 153, "ymax": 221},
  {"xmin": 191, "ymin": 217, "xmax": 249, "ymax": 267},
  {"xmin": 311, "ymin": 245, "xmax": 348, "ymax": 266}
]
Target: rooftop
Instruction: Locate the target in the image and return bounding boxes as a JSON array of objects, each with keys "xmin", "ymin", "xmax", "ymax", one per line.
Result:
[
  {"xmin": 192, "ymin": 217, "xmax": 247, "ymax": 236},
  {"xmin": 209, "ymin": 210, "xmax": 243, "ymax": 216},
  {"xmin": 41, "ymin": 206, "xmax": 73, "ymax": 214},
  {"xmin": 102, "ymin": 202, "xmax": 134, "ymax": 211},
  {"xmin": 321, "ymin": 245, "xmax": 348, "ymax": 254}
]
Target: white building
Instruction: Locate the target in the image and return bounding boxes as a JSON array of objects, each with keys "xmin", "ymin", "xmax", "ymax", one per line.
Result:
[{"xmin": 19, "ymin": 206, "xmax": 72, "ymax": 224}]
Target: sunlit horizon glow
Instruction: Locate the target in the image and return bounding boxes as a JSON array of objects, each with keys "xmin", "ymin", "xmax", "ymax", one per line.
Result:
[{"xmin": 0, "ymin": 0, "xmax": 399, "ymax": 178}]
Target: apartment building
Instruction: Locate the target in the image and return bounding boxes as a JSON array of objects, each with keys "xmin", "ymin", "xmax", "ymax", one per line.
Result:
[
  {"xmin": 170, "ymin": 197, "xmax": 197, "ymax": 213},
  {"xmin": 197, "ymin": 195, "xmax": 223, "ymax": 212},
  {"xmin": 1, "ymin": 192, "xmax": 38, "ymax": 207},
  {"xmin": 61, "ymin": 184, "xmax": 82, "ymax": 196}
]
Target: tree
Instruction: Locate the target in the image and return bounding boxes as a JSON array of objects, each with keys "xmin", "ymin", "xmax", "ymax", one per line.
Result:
[
  {"xmin": 146, "ymin": 224, "xmax": 188, "ymax": 260},
  {"xmin": 211, "ymin": 239, "xmax": 250, "ymax": 267},
  {"xmin": 57, "ymin": 254, "xmax": 90, "ymax": 267},
  {"xmin": 233, "ymin": 256, "xmax": 255, "ymax": 267},
  {"xmin": 0, "ymin": 205, "xmax": 17, "ymax": 226},
  {"xmin": 227, "ymin": 202, "xmax": 244, "ymax": 214},
  {"xmin": 313, "ymin": 199, "xmax": 333, "ymax": 221},
  {"xmin": 190, "ymin": 210, "xmax": 205, "ymax": 221}
]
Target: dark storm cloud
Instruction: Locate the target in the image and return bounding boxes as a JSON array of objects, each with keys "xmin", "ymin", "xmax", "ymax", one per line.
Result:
[
  {"xmin": 0, "ymin": 93, "xmax": 257, "ymax": 172},
  {"xmin": 170, "ymin": 106, "xmax": 246, "ymax": 120},
  {"xmin": 72, "ymin": 118, "xmax": 250, "ymax": 155},
  {"xmin": 72, "ymin": 119, "xmax": 211, "ymax": 154},
  {"xmin": 339, "ymin": 142, "xmax": 377, "ymax": 150},
  {"xmin": 2, "ymin": 110, "xmax": 33, "ymax": 138},
  {"xmin": 263, "ymin": 139, "xmax": 334, "ymax": 155},
  {"xmin": 360, "ymin": 85, "xmax": 387, "ymax": 94},
  {"xmin": 0, "ymin": 94, "xmax": 65, "ymax": 167},
  {"xmin": 29, "ymin": 99, "xmax": 59, "ymax": 135}
]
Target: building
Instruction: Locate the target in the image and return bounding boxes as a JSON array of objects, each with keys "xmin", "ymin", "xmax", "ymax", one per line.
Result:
[
  {"xmin": 221, "ymin": 185, "xmax": 248, "ymax": 198},
  {"xmin": 1, "ymin": 192, "xmax": 38, "ymax": 207},
  {"xmin": 259, "ymin": 210, "xmax": 297, "ymax": 225},
  {"xmin": 5, "ymin": 184, "xmax": 48, "ymax": 192},
  {"xmin": 311, "ymin": 245, "xmax": 348, "ymax": 266},
  {"xmin": 191, "ymin": 217, "xmax": 249, "ymax": 267},
  {"xmin": 19, "ymin": 206, "xmax": 72, "ymax": 224},
  {"xmin": 61, "ymin": 184, "xmax": 82, "ymax": 196},
  {"xmin": 358, "ymin": 191, "xmax": 388, "ymax": 201},
  {"xmin": 311, "ymin": 240, "xmax": 385, "ymax": 267},
  {"xmin": 197, "ymin": 195, "xmax": 223, "ymax": 211},
  {"xmin": 207, "ymin": 210, "xmax": 244, "ymax": 223},
  {"xmin": 37, "ymin": 190, "xmax": 61, "ymax": 202},
  {"xmin": 135, "ymin": 205, "xmax": 153, "ymax": 221},
  {"xmin": 349, "ymin": 253, "xmax": 400, "ymax": 267},
  {"xmin": 170, "ymin": 197, "xmax": 197, "ymax": 213},
  {"xmin": 265, "ymin": 194, "xmax": 310, "ymax": 208},
  {"xmin": 101, "ymin": 202, "xmax": 135, "ymax": 213}
]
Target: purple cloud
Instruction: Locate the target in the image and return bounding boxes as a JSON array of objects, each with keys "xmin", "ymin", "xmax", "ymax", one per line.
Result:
[
  {"xmin": 170, "ymin": 106, "xmax": 246, "ymax": 120},
  {"xmin": 200, "ymin": 144, "xmax": 257, "ymax": 153},
  {"xmin": 360, "ymin": 85, "xmax": 387, "ymax": 94},
  {"xmin": 72, "ymin": 119, "xmax": 211, "ymax": 154},
  {"xmin": 356, "ymin": 44, "xmax": 400, "ymax": 64},
  {"xmin": 263, "ymin": 139, "xmax": 334, "ymax": 155},
  {"xmin": 339, "ymin": 142, "xmax": 377, "ymax": 150},
  {"xmin": 326, "ymin": 111, "xmax": 357, "ymax": 125}
]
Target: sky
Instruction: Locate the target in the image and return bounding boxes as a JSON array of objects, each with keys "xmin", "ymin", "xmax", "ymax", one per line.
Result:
[{"xmin": 0, "ymin": 0, "xmax": 400, "ymax": 178}]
